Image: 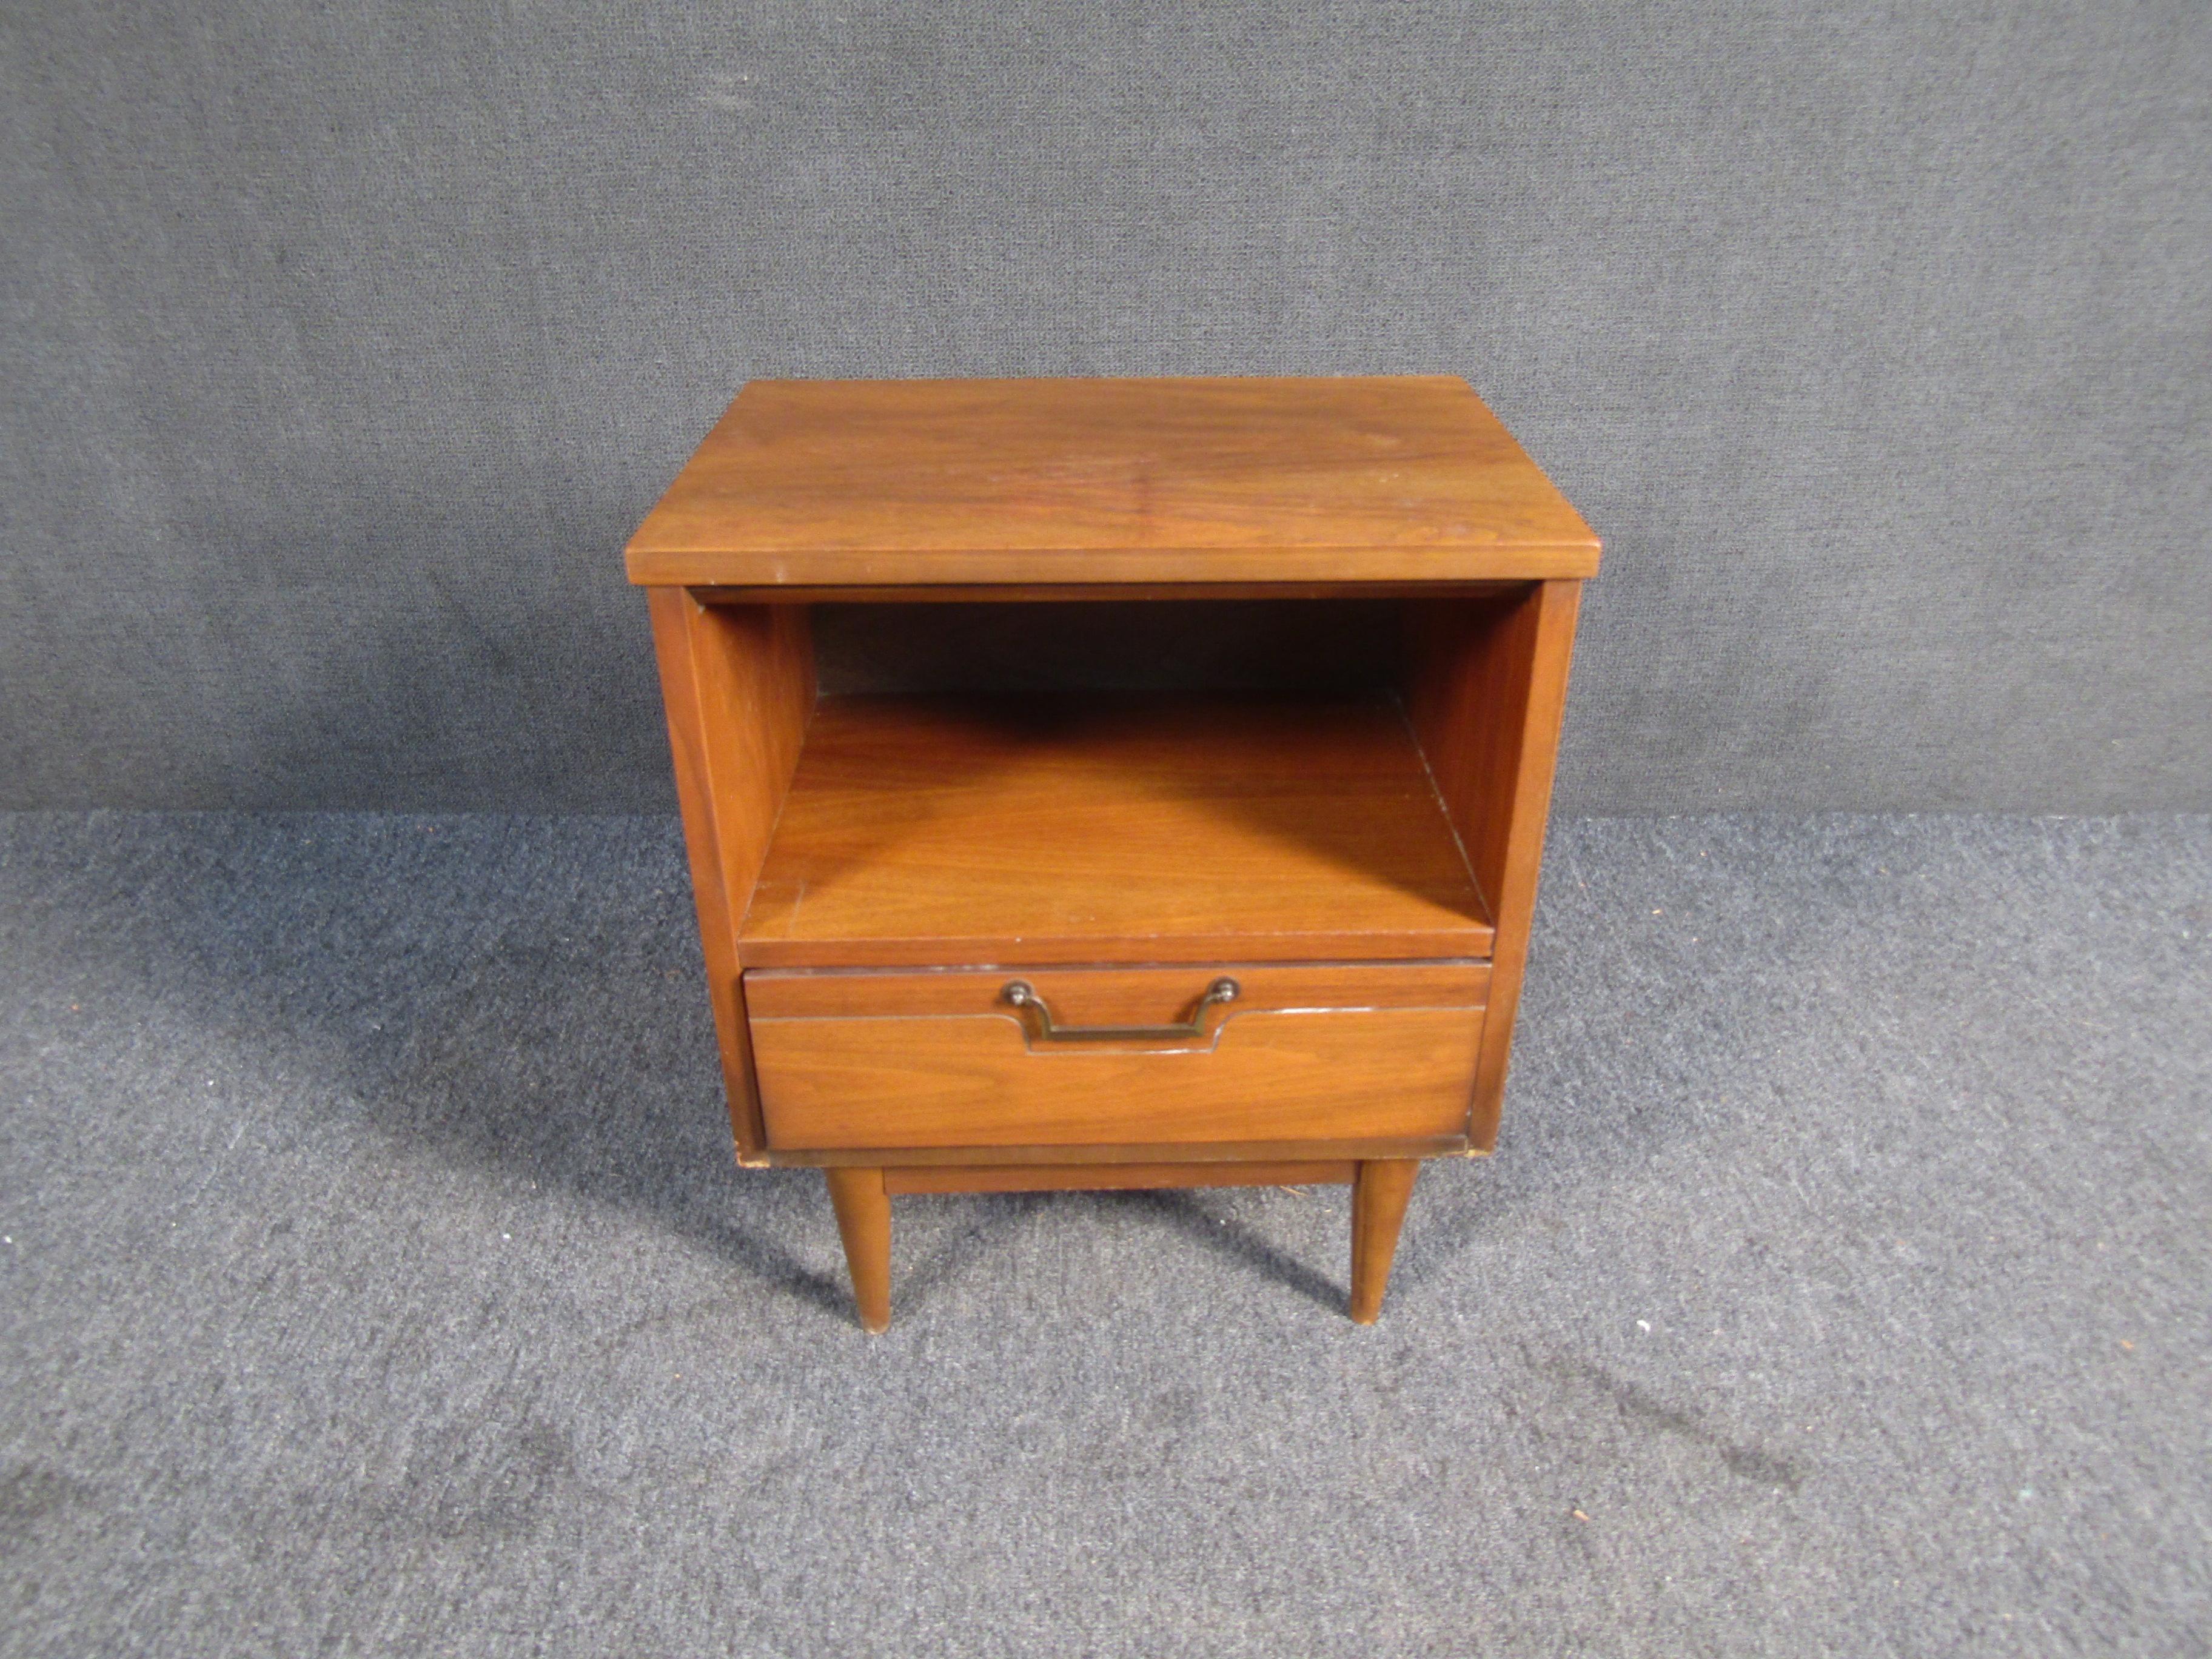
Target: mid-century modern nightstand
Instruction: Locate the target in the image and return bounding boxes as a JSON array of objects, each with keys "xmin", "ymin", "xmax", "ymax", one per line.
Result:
[{"xmin": 627, "ymin": 376, "xmax": 1597, "ymax": 1330}]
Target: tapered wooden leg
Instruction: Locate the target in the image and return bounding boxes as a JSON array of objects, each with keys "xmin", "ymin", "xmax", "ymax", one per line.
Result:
[
  {"xmin": 825, "ymin": 1167, "xmax": 892, "ymax": 1333},
  {"xmin": 1349, "ymin": 1159, "xmax": 1419, "ymax": 1324}
]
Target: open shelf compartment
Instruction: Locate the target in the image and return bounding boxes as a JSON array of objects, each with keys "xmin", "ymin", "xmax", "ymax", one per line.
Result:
[{"xmin": 736, "ymin": 689, "xmax": 1495, "ymax": 969}]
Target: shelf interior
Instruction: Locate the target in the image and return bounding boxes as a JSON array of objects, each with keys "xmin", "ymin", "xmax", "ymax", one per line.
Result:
[{"xmin": 738, "ymin": 691, "xmax": 1494, "ymax": 968}]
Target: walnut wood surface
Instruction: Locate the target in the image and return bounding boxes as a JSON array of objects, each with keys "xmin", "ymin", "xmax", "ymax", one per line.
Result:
[
  {"xmin": 633, "ymin": 375, "xmax": 1595, "ymax": 1324},
  {"xmin": 686, "ymin": 582, "xmax": 1520, "ymax": 605},
  {"xmin": 824, "ymin": 1166, "xmax": 891, "ymax": 1333},
  {"xmin": 737, "ymin": 692, "xmax": 1494, "ymax": 969},
  {"xmin": 751, "ymin": 994, "xmax": 1484, "ymax": 1152},
  {"xmin": 745, "ymin": 960, "xmax": 1488, "ymax": 1021},
  {"xmin": 626, "ymin": 377, "xmax": 1599, "ymax": 588},
  {"xmin": 882, "ymin": 1161, "xmax": 1357, "ymax": 1195},
  {"xmin": 648, "ymin": 592, "xmax": 815, "ymax": 1159},
  {"xmin": 767, "ymin": 1135, "xmax": 1472, "ymax": 1168},
  {"xmin": 1349, "ymin": 1159, "xmax": 1419, "ymax": 1324},
  {"xmin": 1403, "ymin": 580, "xmax": 1583, "ymax": 1149}
]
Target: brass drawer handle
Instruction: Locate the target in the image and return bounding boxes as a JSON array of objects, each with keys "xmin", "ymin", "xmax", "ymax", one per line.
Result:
[{"xmin": 1002, "ymin": 977, "xmax": 1239, "ymax": 1043}]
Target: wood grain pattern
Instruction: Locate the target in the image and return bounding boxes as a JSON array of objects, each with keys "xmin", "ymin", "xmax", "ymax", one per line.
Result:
[
  {"xmin": 632, "ymin": 375, "xmax": 1595, "ymax": 1324},
  {"xmin": 882, "ymin": 1161, "xmax": 1356, "ymax": 1195},
  {"xmin": 745, "ymin": 960, "xmax": 1488, "ymax": 1021},
  {"xmin": 686, "ymin": 582, "xmax": 1521, "ymax": 605},
  {"xmin": 737, "ymin": 693, "xmax": 1494, "ymax": 969},
  {"xmin": 1349, "ymin": 1159, "xmax": 1419, "ymax": 1323},
  {"xmin": 751, "ymin": 1004, "xmax": 1484, "ymax": 1151},
  {"xmin": 626, "ymin": 377, "xmax": 1600, "ymax": 588},
  {"xmin": 824, "ymin": 1166, "xmax": 891, "ymax": 1333},
  {"xmin": 1403, "ymin": 580, "xmax": 1583, "ymax": 1150},
  {"xmin": 768, "ymin": 1135, "xmax": 1472, "ymax": 1169},
  {"xmin": 647, "ymin": 591, "xmax": 816, "ymax": 1159}
]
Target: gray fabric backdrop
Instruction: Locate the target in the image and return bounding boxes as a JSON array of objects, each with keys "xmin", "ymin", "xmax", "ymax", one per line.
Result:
[{"xmin": 4, "ymin": 1, "xmax": 2208, "ymax": 814}]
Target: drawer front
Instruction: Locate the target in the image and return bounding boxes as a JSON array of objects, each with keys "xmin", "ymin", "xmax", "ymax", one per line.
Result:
[{"xmin": 745, "ymin": 962, "xmax": 1487, "ymax": 1151}]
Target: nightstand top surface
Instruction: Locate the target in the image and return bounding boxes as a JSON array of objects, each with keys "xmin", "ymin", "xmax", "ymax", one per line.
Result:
[{"xmin": 626, "ymin": 375, "xmax": 1598, "ymax": 588}]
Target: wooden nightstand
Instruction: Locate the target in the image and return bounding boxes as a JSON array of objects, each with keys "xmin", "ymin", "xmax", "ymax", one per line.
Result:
[{"xmin": 628, "ymin": 376, "xmax": 1597, "ymax": 1330}]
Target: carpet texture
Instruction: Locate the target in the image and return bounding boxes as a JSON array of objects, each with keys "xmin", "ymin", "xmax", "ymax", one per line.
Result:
[{"xmin": 0, "ymin": 811, "xmax": 2206, "ymax": 1655}]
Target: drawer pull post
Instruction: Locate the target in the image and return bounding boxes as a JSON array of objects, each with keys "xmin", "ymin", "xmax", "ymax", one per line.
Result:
[{"xmin": 1002, "ymin": 977, "xmax": 1239, "ymax": 1044}]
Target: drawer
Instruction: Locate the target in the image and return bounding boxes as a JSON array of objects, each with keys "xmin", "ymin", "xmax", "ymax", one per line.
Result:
[{"xmin": 745, "ymin": 962, "xmax": 1489, "ymax": 1151}]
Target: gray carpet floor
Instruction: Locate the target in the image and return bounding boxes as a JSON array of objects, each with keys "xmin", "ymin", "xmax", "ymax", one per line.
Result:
[{"xmin": 0, "ymin": 811, "xmax": 2205, "ymax": 1657}]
